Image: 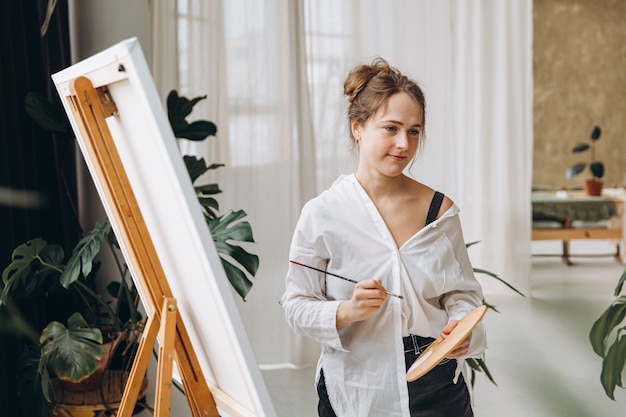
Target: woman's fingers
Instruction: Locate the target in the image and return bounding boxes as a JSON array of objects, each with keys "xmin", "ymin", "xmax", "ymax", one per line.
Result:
[
  {"xmin": 440, "ymin": 319, "xmax": 472, "ymax": 358},
  {"xmin": 336, "ymin": 279, "xmax": 387, "ymax": 328}
]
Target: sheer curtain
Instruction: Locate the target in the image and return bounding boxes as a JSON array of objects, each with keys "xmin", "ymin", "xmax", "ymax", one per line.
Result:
[{"xmin": 153, "ymin": 0, "xmax": 532, "ymax": 368}]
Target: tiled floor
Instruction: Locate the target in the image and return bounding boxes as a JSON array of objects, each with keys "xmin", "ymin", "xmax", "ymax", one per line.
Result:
[{"xmin": 262, "ymin": 240, "xmax": 626, "ymax": 417}]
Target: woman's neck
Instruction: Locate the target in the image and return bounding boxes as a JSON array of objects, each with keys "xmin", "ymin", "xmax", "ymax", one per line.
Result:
[{"xmin": 354, "ymin": 171, "xmax": 409, "ymax": 201}]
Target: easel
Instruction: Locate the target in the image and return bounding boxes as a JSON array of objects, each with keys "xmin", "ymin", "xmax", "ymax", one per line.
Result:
[{"xmin": 68, "ymin": 75, "xmax": 220, "ymax": 417}]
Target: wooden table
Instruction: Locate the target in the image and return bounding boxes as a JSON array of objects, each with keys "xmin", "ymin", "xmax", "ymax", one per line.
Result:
[{"xmin": 531, "ymin": 191, "xmax": 624, "ymax": 265}]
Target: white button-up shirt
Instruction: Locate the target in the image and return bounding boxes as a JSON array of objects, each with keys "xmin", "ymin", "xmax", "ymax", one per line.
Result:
[{"xmin": 281, "ymin": 174, "xmax": 486, "ymax": 417}]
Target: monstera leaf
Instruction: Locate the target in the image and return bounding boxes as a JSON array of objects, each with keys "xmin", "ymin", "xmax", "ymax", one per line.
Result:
[
  {"xmin": 59, "ymin": 221, "xmax": 107, "ymax": 288},
  {"xmin": 40, "ymin": 312, "xmax": 103, "ymax": 382},
  {"xmin": 208, "ymin": 210, "xmax": 259, "ymax": 300},
  {"xmin": 1, "ymin": 238, "xmax": 64, "ymax": 304}
]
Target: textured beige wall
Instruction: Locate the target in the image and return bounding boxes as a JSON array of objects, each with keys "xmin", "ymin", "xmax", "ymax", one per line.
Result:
[{"xmin": 533, "ymin": 0, "xmax": 626, "ymax": 188}]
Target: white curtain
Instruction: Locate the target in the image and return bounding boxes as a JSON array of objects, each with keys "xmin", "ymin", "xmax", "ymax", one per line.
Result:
[{"xmin": 152, "ymin": 0, "xmax": 533, "ymax": 368}]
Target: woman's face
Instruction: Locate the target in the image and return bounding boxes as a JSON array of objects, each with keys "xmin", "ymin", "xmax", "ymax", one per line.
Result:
[{"xmin": 353, "ymin": 92, "xmax": 423, "ymax": 180}]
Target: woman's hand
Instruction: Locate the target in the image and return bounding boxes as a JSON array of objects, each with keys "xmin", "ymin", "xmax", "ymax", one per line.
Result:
[
  {"xmin": 336, "ymin": 279, "xmax": 387, "ymax": 329},
  {"xmin": 440, "ymin": 320, "xmax": 472, "ymax": 358}
]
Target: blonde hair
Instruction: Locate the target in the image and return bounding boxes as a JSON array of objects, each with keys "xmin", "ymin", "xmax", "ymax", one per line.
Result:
[{"xmin": 343, "ymin": 57, "xmax": 426, "ymax": 147}]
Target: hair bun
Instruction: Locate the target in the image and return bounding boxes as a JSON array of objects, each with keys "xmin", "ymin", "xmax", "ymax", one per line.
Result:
[{"xmin": 343, "ymin": 57, "xmax": 395, "ymax": 103}]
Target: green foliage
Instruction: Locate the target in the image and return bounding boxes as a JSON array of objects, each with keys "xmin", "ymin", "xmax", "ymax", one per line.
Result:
[
  {"xmin": 169, "ymin": 91, "xmax": 259, "ymax": 299},
  {"xmin": 0, "ymin": 221, "xmax": 140, "ymax": 416},
  {"xmin": 209, "ymin": 210, "xmax": 260, "ymax": 300},
  {"xmin": 590, "ymin": 266, "xmax": 626, "ymax": 400},
  {"xmin": 465, "ymin": 241, "xmax": 525, "ymax": 388},
  {"xmin": 4, "ymin": 87, "xmax": 259, "ymax": 415},
  {"xmin": 167, "ymin": 90, "xmax": 217, "ymax": 140},
  {"xmin": 40, "ymin": 312, "xmax": 103, "ymax": 382},
  {"xmin": 59, "ymin": 221, "xmax": 106, "ymax": 288}
]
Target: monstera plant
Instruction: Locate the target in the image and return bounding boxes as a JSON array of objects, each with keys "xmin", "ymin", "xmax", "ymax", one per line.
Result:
[
  {"xmin": 167, "ymin": 90, "xmax": 259, "ymax": 299},
  {"xmin": 0, "ymin": 89, "xmax": 259, "ymax": 416}
]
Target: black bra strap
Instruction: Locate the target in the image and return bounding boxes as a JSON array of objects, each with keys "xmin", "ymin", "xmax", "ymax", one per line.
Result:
[{"xmin": 425, "ymin": 191, "xmax": 445, "ymax": 226}]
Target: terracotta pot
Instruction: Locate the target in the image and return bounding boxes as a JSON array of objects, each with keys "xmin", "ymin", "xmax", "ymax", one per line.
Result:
[{"xmin": 584, "ymin": 179, "xmax": 603, "ymax": 196}]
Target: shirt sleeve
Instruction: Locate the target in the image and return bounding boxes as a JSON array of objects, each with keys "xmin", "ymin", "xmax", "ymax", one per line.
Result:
[
  {"xmin": 280, "ymin": 204, "xmax": 349, "ymax": 352},
  {"xmin": 438, "ymin": 214, "xmax": 487, "ymax": 359}
]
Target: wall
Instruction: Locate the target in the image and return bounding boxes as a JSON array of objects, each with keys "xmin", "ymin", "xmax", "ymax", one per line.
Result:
[{"xmin": 533, "ymin": 0, "xmax": 626, "ymax": 188}]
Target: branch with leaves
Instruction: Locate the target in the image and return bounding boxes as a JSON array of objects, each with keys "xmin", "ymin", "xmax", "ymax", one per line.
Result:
[{"xmin": 465, "ymin": 241, "xmax": 526, "ymax": 388}]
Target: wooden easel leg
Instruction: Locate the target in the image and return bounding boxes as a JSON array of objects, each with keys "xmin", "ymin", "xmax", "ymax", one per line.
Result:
[
  {"xmin": 117, "ymin": 307, "xmax": 160, "ymax": 417},
  {"xmin": 155, "ymin": 297, "xmax": 177, "ymax": 417}
]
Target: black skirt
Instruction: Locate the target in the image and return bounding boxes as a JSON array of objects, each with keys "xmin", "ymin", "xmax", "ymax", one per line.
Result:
[{"xmin": 316, "ymin": 335, "xmax": 474, "ymax": 417}]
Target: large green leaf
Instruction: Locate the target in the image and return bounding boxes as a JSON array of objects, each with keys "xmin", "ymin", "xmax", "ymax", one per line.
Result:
[
  {"xmin": 590, "ymin": 296, "xmax": 626, "ymax": 357},
  {"xmin": 600, "ymin": 331, "xmax": 626, "ymax": 400},
  {"xmin": 208, "ymin": 210, "xmax": 259, "ymax": 300},
  {"xmin": 214, "ymin": 241, "xmax": 260, "ymax": 277},
  {"xmin": 60, "ymin": 222, "xmax": 107, "ymax": 288},
  {"xmin": 221, "ymin": 258, "xmax": 254, "ymax": 300},
  {"xmin": 16, "ymin": 344, "xmax": 51, "ymax": 417},
  {"xmin": 40, "ymin": 312, "xmax": 103, "ymax": 382},
  {"xmin": 1, "ymin": 238, "xmax": 64, "ymax": 303},
  {"xmin": 167, "ymin": 91, "xmax": 217, "ymax": 141}
]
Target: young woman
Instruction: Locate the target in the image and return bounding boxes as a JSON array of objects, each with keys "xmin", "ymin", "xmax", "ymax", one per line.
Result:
[{"xmin": 281, "ymin": 57, "xmax": 486, "ymax": 417}]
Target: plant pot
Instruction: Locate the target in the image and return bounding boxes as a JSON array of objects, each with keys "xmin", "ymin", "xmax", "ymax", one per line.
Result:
[{"xmin": 584, "ymin": 179, "xmax": 603, "ymax": 196}]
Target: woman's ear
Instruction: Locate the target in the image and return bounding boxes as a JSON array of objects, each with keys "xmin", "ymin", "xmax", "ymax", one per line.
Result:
[{"xmin": 351, "ymin": 121, "xmax": 361, "ymax": 141}]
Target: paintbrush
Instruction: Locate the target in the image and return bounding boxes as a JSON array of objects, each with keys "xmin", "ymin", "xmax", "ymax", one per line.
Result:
[{"xmin": 289, "ymin": 260, "xmax": 403, "ymax": 299}]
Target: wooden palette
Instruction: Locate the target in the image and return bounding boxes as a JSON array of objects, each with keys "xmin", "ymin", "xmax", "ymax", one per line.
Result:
[{"xmin": 406, "ymin": 305, "xmax": 487, "ymax": 382}]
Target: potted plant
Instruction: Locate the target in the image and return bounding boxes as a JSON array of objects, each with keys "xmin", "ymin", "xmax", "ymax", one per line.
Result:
[
  {"xmin": 0, "ymin": 89, "xmax": 259, "ymax": 416},
  {"xmin": 589, "ymin": 265, "xmax": 626, "ymax": 400},
  {"xmin": 565, "ymin": 125, "xmax": 605, "ymax": 196},
  {"xmin": 1, "ymin": 220, "xmax": 143, "ymax": 416}
]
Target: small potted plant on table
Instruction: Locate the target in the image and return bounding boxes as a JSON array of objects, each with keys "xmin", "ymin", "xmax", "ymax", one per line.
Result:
[{"xmin": 565, "ymin": 125, "xmax": 605, "ymax": 196}]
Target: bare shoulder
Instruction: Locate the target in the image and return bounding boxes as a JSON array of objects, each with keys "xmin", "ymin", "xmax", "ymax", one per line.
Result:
[{"xmin": 404, "ymin": 178, "xmax": 453, "ymax": 220}]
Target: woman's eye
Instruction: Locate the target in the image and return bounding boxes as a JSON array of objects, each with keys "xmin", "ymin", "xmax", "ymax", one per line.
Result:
[
  {"xmin": 409, "ymin": 129, "xmax": 421, "ymax": 136},
  {"xmin": 384, "ymin": 126, "xmax": 397, "ymax": 132}
]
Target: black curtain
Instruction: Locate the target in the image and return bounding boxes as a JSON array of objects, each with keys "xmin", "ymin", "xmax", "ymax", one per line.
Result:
[{"xmin": 0, "ymin": 1, "xmax": 76, "ymax": 415}]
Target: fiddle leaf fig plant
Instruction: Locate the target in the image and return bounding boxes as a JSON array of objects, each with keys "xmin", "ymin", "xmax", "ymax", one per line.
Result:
[{"xmin": 589, "ymin": 266, "xmax": 626, "ymax": 400}]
